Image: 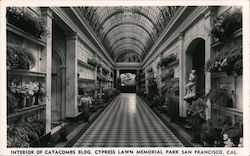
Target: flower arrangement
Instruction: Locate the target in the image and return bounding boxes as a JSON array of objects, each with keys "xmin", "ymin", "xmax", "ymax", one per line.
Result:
[
  {"xmin": 7, "ymin": 7, "xmax": 47, "ymax": 38},
  {"xmin": 146, "ymin": 67, "xmax": 153, "ymax": 73},
  {"xmin": 200, "ymin": 117, "xmax": 231, "ymax": 146},
  {"xmin": 223, "ymin": 128, "xmax": 243, "ymax": 147},
  {"xmin": 158, "ymin": 53, "xmax": 177, "ymax": 68},
  {"xmin": 33, "ymin": 82, "xmax": 46, "ymax": 105},
  {"xmin": 238, "ymin": 137, "xmax": 243, "ymax": 147},
  {"xmin": 161, "ymin": 79, "xmax": 179, "ymax": 95},
  {"xmin": 8, "ymin": 81, "xmax": 44, "ymax": 97},
  {"xmin": 102, "ymin": 66, "xmax": 110, "ymax": 75},
  {"xmin": 147, "ymin": 77, "xmax": 158, "ymax": 105},
  {"xmin": 7, "ymin": 45, "xmax": 35, "ymax": 70},
  {"xmin": 78, "ymin": 83, "xmax": 99, "ymax": 94},
  {"xmin": 97, "ymin": 73, "xmax": 109, "ymax": 82},
  {"xmin": 103, "ymin": 88, "xmax": 117, "ymax": 102},
  {"xmin": 7, "ymin": 126, "xmax": 30, "ymax": 147},
  {"xmin": 7, "ymin": 121, "xmax": 45, "ymax": 147},
  {"xmin": 211, "ymin": 9, "xmax": 242, "ymax": 43},
  {"xmin": 87, "ymin": 58, "xmax": 98, "ymax": 67},
  {"xmin": 187, "ymin": 97, "xmax": 207, "ymax": 143},
  {"xmin": 161, "ymin": 68, "xmax": 174, "ymax": 81},
  {"xmin": 8, "ymin": 80, "xmax": 46, "ymax": 108},
  {"xmin": 206, "ymin": 48, "xmax": 242, "ymax": 75},
  {"xmin": 157, "ymin": 60, "xmax": 162, "ymax": 69},
  {"xmin": 200, "ymin": 116, "xmax": 243, "ymax": 147}
]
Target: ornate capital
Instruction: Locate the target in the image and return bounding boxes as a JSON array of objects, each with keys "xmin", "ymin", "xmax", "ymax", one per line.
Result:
[
  {"xmin": 41, "ymin": 7, "xmax": 53, "ymax": 19},
  {"xmin": 178, "ymin": 31, "xmax": 184, "ymax": 40},
  {"xmin": 66, "ymin": 32, "xmax": 78, "ymax": 40}
]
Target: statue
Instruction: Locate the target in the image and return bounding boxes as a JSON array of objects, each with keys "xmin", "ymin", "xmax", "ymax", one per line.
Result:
[{"xmin": 184, "ymin": 70, "xmax": 197, "ymax": 100}]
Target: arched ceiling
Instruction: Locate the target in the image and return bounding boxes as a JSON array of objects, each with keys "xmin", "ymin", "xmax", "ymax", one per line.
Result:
[{"xmin": 79, "ymin": 6, "xmax": 179, "ymax": 61}]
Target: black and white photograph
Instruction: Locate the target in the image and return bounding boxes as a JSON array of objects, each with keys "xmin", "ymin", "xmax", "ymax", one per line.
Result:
[{"xmin": 0, "ymin": 0, "xmax": 249, "ymax": 155}]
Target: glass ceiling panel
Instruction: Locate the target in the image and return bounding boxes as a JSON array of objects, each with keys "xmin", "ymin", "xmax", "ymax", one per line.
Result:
[
  {"xmin": 112, "ymin": 43, "xmax": 144, "ymax": 54},
  {"xmin": 108, "ymin": 34, "xmax": 148, "ymax": 49},
  {"xmin": 78, "ymin": 6, "xmax": 179, "ymax": 60},
  {"xmin": 110, "ymin": 39, "xmax": 145, "ymax": 51}
]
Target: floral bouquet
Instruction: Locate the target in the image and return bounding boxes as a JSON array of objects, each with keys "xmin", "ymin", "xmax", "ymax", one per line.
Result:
[
  {"xmin": 33, "ymin": 81, "xmax": 46, "ymax": 105},
  {"xmin": 8, "ymin": 80, "xmax": 46, "ymax": 107}
]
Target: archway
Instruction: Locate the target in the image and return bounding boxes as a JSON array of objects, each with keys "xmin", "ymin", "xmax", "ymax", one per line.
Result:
[
  {"xmin": 119, "ymin": 70, "xmax": 137, "ymax": 93},
  {"xmin": 185, "ymin": 38, "xmax": 205, "ymax": 97},
  {"xmin": 51, "ymin": 50, "xmax": 66, "ymax": 128}
]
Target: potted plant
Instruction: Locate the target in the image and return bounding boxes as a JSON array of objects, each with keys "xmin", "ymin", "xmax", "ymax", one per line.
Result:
[
  {"xmin": 165, "ymin": 94, "xmax": 179, "ymax": 122},
  {"xmin": 187, "ymin": 97, "xmax": 207, "ymax": 143},
  {"xmin": 7, "ymin": 45, "xmax": 35, "ymax": 70},
  {"xmin": 161, "ymin": 68, "xmax": 174, "ymax": 81},
  {"xmin": 200, "ymin": 117, "xmax": 232, "ymax": 147},
  {"xmin": 211, "ymin": 9, "xmax": 242, "ymax": 43},
  {"xmin": 7, "ymin": 7, "xmax": 47, "ymax": 38},
  {"xmin": 206, "ymin": 48, "xmax": 242, "ymax": 75},
  {"xmin": 87, "ymin": 58, "xmax": 98, "ymax": 67},
  {"xmin": 146, "ymin": 67, "xmax": 153, "ymax": 73},
  {"xmin": 8, "ymin": 81, "xmax": 25, "ymax": 109},
  {"xmin": 35, "ymin": 82, "xmax": 46, "ymax": 105},
  {"xmin": 7, "ymin": 126, "xmax": 30, "ymax": 147},
  {"xmin": 161, "ymin": 53, "xmax": 177, "ymax": 67},
  {"xmin": 147, "ymin": 77, "xmax": 158, "ymax": 105}
]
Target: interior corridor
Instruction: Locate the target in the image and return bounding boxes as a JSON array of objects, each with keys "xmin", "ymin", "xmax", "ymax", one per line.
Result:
[{"xmin": 73, "ymin": 93, "xmax": 184, "ymax": 147}]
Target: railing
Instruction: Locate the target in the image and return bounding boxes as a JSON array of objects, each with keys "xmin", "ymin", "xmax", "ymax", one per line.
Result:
[{"xmin": 211, "ymin": 104, "xmax": 243, "ymax": 125}]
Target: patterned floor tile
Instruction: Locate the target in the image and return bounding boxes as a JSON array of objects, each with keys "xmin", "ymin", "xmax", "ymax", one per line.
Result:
[{"xmin": 73, "ymin": 93, "xmax": 184, "ymax": 147}]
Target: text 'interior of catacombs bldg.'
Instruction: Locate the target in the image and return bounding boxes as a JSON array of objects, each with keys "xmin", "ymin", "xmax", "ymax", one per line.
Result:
[{"xmin": 4, "ymin": 5, "xmax": 246, "ymax": 149}]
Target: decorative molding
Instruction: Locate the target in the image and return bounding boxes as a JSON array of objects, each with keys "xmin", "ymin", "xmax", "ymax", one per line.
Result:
[
  {"xmin": 41, "ymin": 7, "xmax": 53, "ymax": 19},
  {"xmin": 8, "ymin": 104, "xmax": 46, "ymax": 119},
  {"xmin": 70, "ymin": 7, "xmax": 114, "ymax": 67},
  {"xmin": 66, "ymin": 31, "xmax": 78, "ymax": 40},
  {"xmin": 211, "ymin": 104, "xmax": 243, "ymax": 117},
  {"xmin": 143, "ymin": 6, "xmax": 209, "ymax": 68},
  {"xmin": 7, "ymin": 23, "xmax": 46, "ymax": 47},
  {"xmin": 78, "ymin": 59, "xmax": 95, "ymax": 71},
  {"xmin": 115, "ymin": 62, "xmax": 141, "ymax": 70},
  {"xmin": 50, "ymin": 7, "xmax": 114, "ymax": 68},
  {"xmin": 178, "ymin": 31, "xmax": 184, "ymax": 40},
  {"xmin": 8, "ymin": 69, "xmax": 46, "ymax": 78}
]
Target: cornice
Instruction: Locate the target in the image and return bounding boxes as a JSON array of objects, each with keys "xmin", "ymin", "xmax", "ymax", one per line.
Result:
[
  {"xmin": 51, "ymin": 7, "xmax": 114, "ymax": 68},
  {"xmin": 142, "ymin": 6, "xmax": 210, "ymax": 68},
  {"xmin": 71, "ymin": 7, "xmax": 114, "ymax": 67},
  {"xmin": 115, "ymin": 62, "xmax": 141, "ymax": 70}
]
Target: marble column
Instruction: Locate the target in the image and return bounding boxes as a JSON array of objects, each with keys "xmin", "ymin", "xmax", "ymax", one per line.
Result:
[
  {"xmin": 65, "ymin": 32, "xmax": 78, "ymax": 118},
  {"xmin": 204, "ymin": 10, "xmax": 212, "ymax": 120},
  {"xmin": 136, "ymin": 70, "xmax": 139, "ymax": 93},
  {"xmin": 116, "ymin": 69, "xmax": 120, "ymax": 88},
  {"xmin": 94, "ymin": 54, "xmax": 98, "ymax": 98},
  {"xmin": 60, "ymin": 66, "xmax": 66, "ymax": 120},
  {"xmin": 178, "ymin": 32, "xmax": 187, "ymax": 117},
  {"xmin": 159, "ymin": 54, "xmax": 163, "ymax": 96},
  {"xmin": 41, "ymin": 8, "xmax": 53, "ymax": 133}
]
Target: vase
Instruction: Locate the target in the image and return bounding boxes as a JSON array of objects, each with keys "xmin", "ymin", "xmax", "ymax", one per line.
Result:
[
  {"xmin": 38, "ymin": 97, "xmax": 45, "ymax": 104},
  {"xmin": 16, "ymin": 94, "xmax": 25, "ymax": 109},
  {"xmin": 34, "ymin": 94, "xmax": 39, "ymax": 105},
  {"xmin": 25, "ymin": 96, "xmax": 33, "ymax": 107}
]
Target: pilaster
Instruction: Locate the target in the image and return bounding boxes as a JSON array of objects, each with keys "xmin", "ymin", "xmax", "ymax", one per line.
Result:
[
  {"xmin": 41, "ymin": 7, "xmax": 53, "ymax": 133},
  {"xmin": 60, "ymin": 66, "xmax": 66, "ymax": 120},
  {"xmin": 204, "ymin": 12, "xmax": 213, "ymax": 120},
  {"xmin": 65, "ymin": 32, "xmax": 78, "ymax": 117},
  {"xmin": 178, "ymin": 32, "xmax": 187, "ymax": 117}
]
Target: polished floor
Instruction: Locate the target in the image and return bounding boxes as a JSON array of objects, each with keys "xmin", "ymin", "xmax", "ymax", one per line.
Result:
[{"xmin": 73, "ymin": 93, "xmax": 184, "ymax": 147}]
